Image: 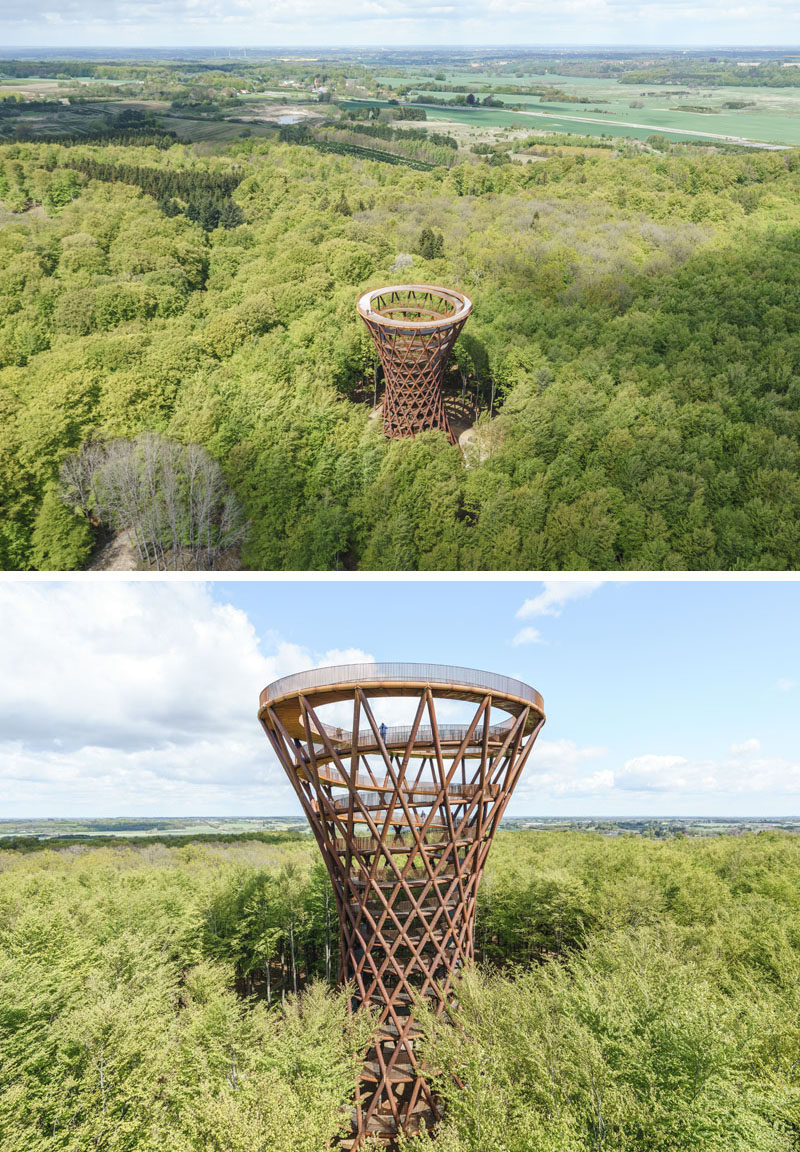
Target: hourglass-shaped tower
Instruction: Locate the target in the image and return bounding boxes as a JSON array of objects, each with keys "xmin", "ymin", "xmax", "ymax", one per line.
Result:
[
  {"xmin": 357, "ymin": 286, "xmax": 472, "ymax": 445},
  {"xmin": 258, "ymin": 662, "xmax": 544, "ymax": 1149}
]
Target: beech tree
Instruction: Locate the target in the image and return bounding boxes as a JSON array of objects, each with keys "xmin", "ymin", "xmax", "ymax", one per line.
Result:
[
  {"xmin": 30, "ymin": 485, "xmax": 94, "ymax": 570},
  {"xmin": 59, "ymin": 433, "xmax": 247, "ymax": 570},
  {"xmin": 2, "ymin": 830, "xmax": 800, "ymax": 1150}
]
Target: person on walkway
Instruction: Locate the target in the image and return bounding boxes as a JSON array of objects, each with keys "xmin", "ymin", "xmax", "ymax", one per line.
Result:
[{"xmin": 379, "ymin": 722, "xmax": 387, "ymax": 743}]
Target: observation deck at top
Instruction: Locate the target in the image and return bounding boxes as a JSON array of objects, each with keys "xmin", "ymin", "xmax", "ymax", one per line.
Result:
[
  {"xmin": 259, "ymin": 661, "xmax": 544, "ymax": 779},
  {"xmin": 356, "ymin": 286, "xmax": 473, "ymax": 445},
  {"xmin": 356, "ymin": 286, "xmax": 472, "ymax": 332}
]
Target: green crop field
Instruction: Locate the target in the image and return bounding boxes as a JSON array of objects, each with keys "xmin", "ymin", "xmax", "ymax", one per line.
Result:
[
  {"xmin": 341, "ymin": 98, "xmax": 738, "ymax": 144},
  {"xmin": 0, "ymin": 816, "xmax": 308, "ymax": 840},
  {"xmin": 374, "ymin": 70, "xmax": 800, "ymax": 146},
  {"xmin": 420, "ymin": 101, "xmax": 797, "ymax": 145},
  {"xmin": 420, "ymin": 104, "xmax": 675, "ymax": 142}
]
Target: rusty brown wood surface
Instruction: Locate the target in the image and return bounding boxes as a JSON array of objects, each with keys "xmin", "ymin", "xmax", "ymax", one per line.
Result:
[
  {"xmin": 356, "ymin": 286, "xmax": 473, "ymax": 445},
  {"xmin": 259, "ymin": 663, "xmax": 544, "ymax": 1149}
]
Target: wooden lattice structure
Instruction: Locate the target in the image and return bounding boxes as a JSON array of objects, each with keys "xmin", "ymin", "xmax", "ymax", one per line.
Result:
[
  {"xmin": 258, "ymin": 662, "xmax": 545, "ymax": 1148},
  {"xmin": 356, "ymin": 286, "xmax": 473, "ymax": 445}
]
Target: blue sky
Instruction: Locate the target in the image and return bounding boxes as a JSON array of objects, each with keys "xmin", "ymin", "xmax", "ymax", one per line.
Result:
[
  {"xmin": 0, "ymin": 0, "xmax": 798, "ymax": 49},
  {"xmin": 0, "ymin": 578, "xmax": 797, "ymax": 819}
]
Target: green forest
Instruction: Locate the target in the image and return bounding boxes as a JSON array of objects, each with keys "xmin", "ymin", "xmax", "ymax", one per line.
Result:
[
  {"xmin": 1, "ymin": 829, "xmax": 798, "ymax": 1149},
  {"xmin": 1, "ymin": 135, "xmax": 799, "ymax": 569}
]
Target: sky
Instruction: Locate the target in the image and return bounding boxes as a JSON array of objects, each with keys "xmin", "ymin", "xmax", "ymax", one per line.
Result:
[
  {"xmin": 0, "ymin": 0, "xmax": 798, "ymax": 49},
  {"xmin": 1, "ymin": 577, "xmax": 798, "ymax": 820}
]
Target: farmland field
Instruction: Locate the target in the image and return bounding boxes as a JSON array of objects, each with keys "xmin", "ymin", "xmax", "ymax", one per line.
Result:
[
  {"xmin": 422, "ymin": 104, "xmax": 724, "ymax": 143},
  {"xmin": 0, "ymin": 816, "xmax": 308, "ymax": 841},
  {"xmin": 343, "ymin": 97, "xmax": 782, "ymax": 145},
  {"xmin": 162, "ymin": 116, "xmax": 274, "ymax": 141},
  {"xmin": 0, "ymin": 98, "xmax": 167, "ymax": 140},
  {"xmin": 420, "ymin": 102, "xmax": 798, "ymax": 145},
  {"xmin": 374, "ymin": 70, "xmax": 800, "ymax": 146},
  {"xmin": 4, "ymin": 61, "xmax": 799, "ymax": 147}
]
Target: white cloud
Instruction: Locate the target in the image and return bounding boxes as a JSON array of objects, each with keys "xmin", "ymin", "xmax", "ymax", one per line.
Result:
[
  {"xmin": 777, "ymin": 678, "xmax": 797, "ymax": 693},
  {"xmin": 514, "ymin": 738, "xmax": 612, "ymax": 801},
  {"xmin": 729, "ymin": 738, "xmax": 760, "ymax": 756},
  {"xmin": 517, "ymin": 580, "xmax": 604, "ymax": 620},
  {"xmin": 553, "ymin": 769, "xmax": 615, "ymax": 796},
  {"xmin": 532, "ymin": 739, "xmax": 609, "ymax": 772},
  {"xmin": 2, "ymin": 0, "xmax": 797, "ymax": 35},
  {"xmin": 617, "ymin": 753, "xmax": 693, "ymax": 792},
  {"xmin": 3, "ymin": 0, "xmax": 799, "ymax": 47},
  {"xmin": 617, "ymin": 747, "xmax": 800, "ymax": 796},
  {"xmin": 0, "ymin": 584, "xmax": 374, "ymax": 816},
  {"xmin": 511, "ymin": 626, "xmax": 544, "ymax": 647},
  {"xmin": 4, "ymin": 583, "xmax": 797, "ymax": 821}
]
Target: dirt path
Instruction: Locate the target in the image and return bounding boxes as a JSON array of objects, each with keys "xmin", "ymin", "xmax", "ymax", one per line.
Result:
[
  {"xmin": 85, "ymin": 530, "xmax": 141, "ymax": 571},
  {"xmin": 84, "ymin": 529, "xmax": 243, "ymax": 571}
]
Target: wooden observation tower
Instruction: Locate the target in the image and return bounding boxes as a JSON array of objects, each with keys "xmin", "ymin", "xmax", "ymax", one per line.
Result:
[
  {"xmin": 258, "ymin": 662, "xmax": 545, "ymax": 1148},
  {"xmin": 357, "ymin": 286, "xmax": 472, "ymax": 445}
]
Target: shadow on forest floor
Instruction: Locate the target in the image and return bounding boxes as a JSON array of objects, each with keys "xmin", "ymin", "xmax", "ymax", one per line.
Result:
[{"xmin": 85, "ymin": 528, "xmax": 243, "ymax": 571}]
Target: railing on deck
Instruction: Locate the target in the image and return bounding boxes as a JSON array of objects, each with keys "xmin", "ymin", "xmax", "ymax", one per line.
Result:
[{"xmin": 262, "ymin": 662, "xmax": 541, "ymax": 708}]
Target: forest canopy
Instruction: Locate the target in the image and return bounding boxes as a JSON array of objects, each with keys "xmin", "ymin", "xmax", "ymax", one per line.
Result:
[
  {"xmin": 0, "ymin": 829, "xmax": 798, "ymax": 1150},
  {"xmin": 1, "ymin": 137, "xmax": 799, "ymax": 570}
]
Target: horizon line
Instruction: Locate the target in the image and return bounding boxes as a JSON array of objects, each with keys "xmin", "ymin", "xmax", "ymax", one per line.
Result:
[
  {"xmin": 2, "ymin": 815, "xmax": 799, "ymax": 823},
  {"xmin": 3, "ymin": 44, "xmax": 800, "ymax": 51}
]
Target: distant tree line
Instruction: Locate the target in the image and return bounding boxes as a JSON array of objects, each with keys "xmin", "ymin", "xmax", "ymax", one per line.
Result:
[
  {"xmin": 341, "ymin": 102, "xmax": 428, "ymax": 122},
  {"xmin": 620, "ymin": 58, "xmax": 800, "ymax": 87},
  {"xmin": 23, "ymin": 130, "xmax": 177, "ymax": 149},
  {"xmin": 4, "ymin": 109, "xmax": 178, "ymax": 149},
  {"xmin": 409, "ymin": 92, "xmax": 512, "ymax": 109},
  {"xmin": 278, "ymin": 123, "xmax": 437, "ymax": 170},
  {"xmin": 62, "ymin": 155, "xmax": 242, "ymax": 198},
  {"xmin": 0, "ymin": 98, "xmax": 78, "ymax": 114},
  {"xmin": 2, "ymin": 830, "xmax": 304, "ymax": 853},
  {"xmin": 336, "ymin": 118, "xmax": 457, "ymax": 149}
]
